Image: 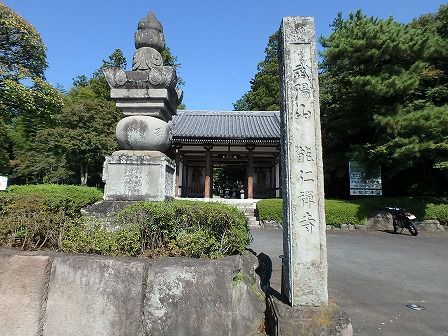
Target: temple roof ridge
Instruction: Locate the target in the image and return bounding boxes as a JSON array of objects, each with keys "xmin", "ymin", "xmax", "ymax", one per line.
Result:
[{"xmin": 172, "ymin": 110, "xmax": 280, "ymax": 140}]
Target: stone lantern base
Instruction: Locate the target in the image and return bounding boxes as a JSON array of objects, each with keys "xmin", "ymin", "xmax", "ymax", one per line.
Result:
[{"xmin": 102, "ymin": 150, "xmax": 175, "ymax": 201}]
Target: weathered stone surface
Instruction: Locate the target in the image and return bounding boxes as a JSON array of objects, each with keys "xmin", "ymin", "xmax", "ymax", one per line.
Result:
[
  {"xmin": 111, "ymin": 88, "xmax": 178, "ymax": 121},
  {"xmin": 0, "ymin": 255, "xmax": 49, "ymax": 336},
  {"xmin": 366, "ymin": 210, "xmax": 393, "ymax": 231},
  {"xmin": 81, "ymin": 200, "xmax": 137, "ymax": 230},
  {"xmin": 266, "ymin": 297, "xmax": 352, "ymax": 336},
  {"xmin": 103, "ymin": 150, "xmax": 175, "ymax": 201},
  {"xmin": 43, "ymin": 257, "xmax": 144, "ymax": 336},
  {"xmin": 141, "ymin": 256, "xmax": 265, "ymax": 336},
  {"xmin": 355, "ymin": 224, "xmax": 367, "ymax": 230},
  {"xmin": 340, "ymin": 224, "xmax": 348, "ymax": 231},
  {"xmin": 115, "ymin": 115, "xmax": 171, "ymax": 151},
  {"xmin": 0, "ymin": 250, "xmax": 265, "ymax": 336},
  {"xmin": 279, "ymin": 16, "xmax": 328, "ymax": 307},
  {"xmin": 416, "ymin": 220, "xmax": 441, "ymax": 231},
  {"xmin": 102, "ymin": 12, "xmax": 181, "ymax": 201}
]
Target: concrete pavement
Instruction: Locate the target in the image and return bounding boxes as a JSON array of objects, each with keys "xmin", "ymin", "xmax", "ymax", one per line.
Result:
[{"xmin": 249, "ymin": 229, "xmax": 448, "ymax": 336}]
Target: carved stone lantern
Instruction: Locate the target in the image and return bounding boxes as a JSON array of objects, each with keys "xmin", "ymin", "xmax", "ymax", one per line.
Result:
[{"xmin": 101, "ymin": 12, "xmax": 181, "ymax": 201}]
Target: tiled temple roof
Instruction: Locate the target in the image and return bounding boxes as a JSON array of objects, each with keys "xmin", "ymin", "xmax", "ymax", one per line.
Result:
[{"xmin": 172, "ymin": 110, "xmax": 280, "ymax": 140}]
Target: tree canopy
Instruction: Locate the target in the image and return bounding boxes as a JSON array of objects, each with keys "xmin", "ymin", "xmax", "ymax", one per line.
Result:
[
  {"xmin": 234, "ymin": 6, "xmax": 447, "ymax": 196},
  {"xmin": 320, "ymin": 8, "xmax": 448, "ymax": 196},
  {"xmin": 233, "ymin": 31, "xmax": 280, "ymax": 111},
  {"xmin": 0, "ymin": 3, "xmax": 63, "ymax": 176}
]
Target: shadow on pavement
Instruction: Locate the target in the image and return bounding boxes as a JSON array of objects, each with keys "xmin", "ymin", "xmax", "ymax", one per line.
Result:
[{"xmin": 247, "ymin": 248, "xmax": 289, "ymax": 304}]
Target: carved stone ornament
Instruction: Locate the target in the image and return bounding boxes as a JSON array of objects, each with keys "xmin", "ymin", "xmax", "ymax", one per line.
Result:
[{"xmin": 102, "ymin": 11, "xmax": 182, "ymax": 152}]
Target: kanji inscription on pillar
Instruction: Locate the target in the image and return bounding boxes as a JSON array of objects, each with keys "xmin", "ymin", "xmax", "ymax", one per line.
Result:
[{"xmin": 279, "ymin": 16, "xmax": 328, "ymax": 307}]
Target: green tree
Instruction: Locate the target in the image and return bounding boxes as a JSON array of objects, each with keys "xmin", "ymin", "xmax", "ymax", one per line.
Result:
[
  {"xmin": 0, "ymin": 3, "xmax": 63, "ymax": 178},
  {"xmin": 34, "ymin": 85, "xmax": 121, "ymax": 185},
  {"xmin": 161, "ymin": 46, "xmax": 185, "ymax": 87},
  {"xmin": 233, "ymin": 31, "xmax": 280, "ymax": 111},
  {"xmin": 89, "ymin": 48, "xmax": 128, "ymax": 101},
  {"xmin": 320, "ymin": 9, "xmax": 448, "ymax": 196},
  {"xmin": 0, "ymin": 3, "xmax": 46, "ymax": 80}
]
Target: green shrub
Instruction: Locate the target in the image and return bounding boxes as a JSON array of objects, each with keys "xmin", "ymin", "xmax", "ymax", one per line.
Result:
[
  {"xmin": 4, "ymin": 184, "xmax": 102, "ymax": 217},
  {"xmin": 113, "ymin": 200, "xmax": 251, "ymax": 258},
  {"xmin": 0, "ymin": 184, "xmax": 102, "ymax": 250},
  {"xmin": 325, "ymin": 200, "xmax": 362, "ymax": 226},
  {"xmin": 62, "ymin": 221, "xmax": 142, "ymax": 257},
  {"xmin": 0, "ymin": 194, "xmax": 68, "ymax": 249},
  {"xmin": 256, "ymin": 197, "xmax": 448, "ymax": 226},
  {"xmin": 256, "ymin": 199, "xmax": 283, "ymax": 222}
]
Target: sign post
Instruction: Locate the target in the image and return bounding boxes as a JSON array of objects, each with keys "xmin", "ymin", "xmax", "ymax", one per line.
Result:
[{"xmin": 349, "ymin": 161, "xmax": 382, "ymax": 196}]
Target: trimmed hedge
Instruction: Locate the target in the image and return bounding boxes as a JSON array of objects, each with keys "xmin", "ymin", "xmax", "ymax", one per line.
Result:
[
  {"xmin": 3, "ymin": 184, "xmax": 103, "ymax": 217},
  {"xmin": 62, "ymin": 200, "xmax": 251, "ymax": 258},
  {"xmin": 257, "ymin": 197, "xmax": 448, "ymax": 226},
  {"xmin": 0, "ymin": 186, "xmax": 251, "ymax": 258},
  {"xmin": 112, "ymin": 200, "xmax": 251, "ymax": 258},
  {"xmin": 256, "ymin": 199, "xmax": 283, "ymax": 223},
  {"xmin": 0, "ymin": 184, "xmax": 102, "ymax": 250}
]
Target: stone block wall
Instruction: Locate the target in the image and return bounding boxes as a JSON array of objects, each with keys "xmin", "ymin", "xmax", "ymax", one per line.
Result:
[{"xmin": 0, "ymin": 250, "xmax": 265, "ymax": 336}]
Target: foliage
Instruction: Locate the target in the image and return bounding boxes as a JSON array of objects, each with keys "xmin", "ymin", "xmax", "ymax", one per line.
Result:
[
  {"xmin": 62, "ymin": 221, "xmax": 142, "ymax": 257},
  {"xmin": 0, "ymin": 3, "xmax": 64, "ymax": 181},
  {"xmin": 4, "ymin": 184, "xmax": 103, "ymax": 217},
  {"xmin": 161, "ymin": 46, "xmax": 185, "ymax": 87},
  {"xmin": 113, "ymin": 200, "xmax": 251, "ymax": 258},
  {"xmin": 0, "ymin": 194, "xmax": 67, "ymax": 249},
  {"xmin": 256, "ymin": 198, "xmax": 448, "ymax": 225},
  {"xmin": 234, "ymin": 30, "xmax": 280, "ymax": 111},
  {"xmin": 256, "ymin": 199, "xmax": 283, "ymax": 222},
  {"xmin": 0, "ymin": 3, "xmax": 46, "ymax": 80},
  {"xmin": 33, "ymin": 86, "xmax": 121, "ymax": 184},
  {"xmin": 320, "ymin": 9, "xmax": 448, "ymax": 196},
  {"xmin": 0, "ymin": 191, "xmax": 250, "ymax": 259},
  {"xmin": 0, "ymin": 184, "xmax": 102, "ymax": 250}
]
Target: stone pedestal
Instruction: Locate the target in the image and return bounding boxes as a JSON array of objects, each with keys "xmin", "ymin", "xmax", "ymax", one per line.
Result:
[{"xmin": 103, "ymin": 150, "xmax": 175, "ymax": 201}]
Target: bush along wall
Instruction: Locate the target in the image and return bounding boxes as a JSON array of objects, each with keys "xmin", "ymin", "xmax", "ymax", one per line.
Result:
[
  {"xmin": 256, "ymin": 198, "xmax": 448, "ymax": 227},
  {"xmin": 63, "ymin": 201, "xmax": 251, "ymax": 258},
  {"xmin": 0, "ymin": 184, "xmax": 103, "ymax": 250},
  {"xmin": 0, "ymin": 187, "xmax": 251, "ymax": 259}
]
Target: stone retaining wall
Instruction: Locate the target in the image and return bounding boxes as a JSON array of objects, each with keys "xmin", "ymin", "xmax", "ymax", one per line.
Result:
[
  {"xmin": 0, "ymin": 250, "xmax": 265, "ymax": 336},
  {"xmin": 260, "ymin": 220, "xmax": 446, "ymax": 232}
]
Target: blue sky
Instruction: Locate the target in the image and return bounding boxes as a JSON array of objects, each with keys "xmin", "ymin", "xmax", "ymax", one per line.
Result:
[{"xmin": 3, "ymin": 0, "xmax": 447, "ymax": 110}]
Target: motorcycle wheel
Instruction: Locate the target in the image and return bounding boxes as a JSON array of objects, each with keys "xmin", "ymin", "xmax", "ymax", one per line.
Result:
[{"xmin": 408, "ymin": 223, "xmax": 418, "ymax": 236}]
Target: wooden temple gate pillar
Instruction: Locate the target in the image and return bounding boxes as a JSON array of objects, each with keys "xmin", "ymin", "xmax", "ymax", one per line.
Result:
[
  {"xmin": 204, "ymin": 144, "xmax": 213, "ymax": 198},
  {"xmin": 246, "ymin": 145, "xmax": 255, "ymax": 199},
  {"xmin": 174, "ymin": 144, "xmax": 182, "ymax": 197}
]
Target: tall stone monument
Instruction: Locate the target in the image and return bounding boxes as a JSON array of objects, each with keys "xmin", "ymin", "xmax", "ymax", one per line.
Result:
[
  {"xmin": 102, "ymin": 12, "xmax": 182, "ymax": 201},
  {"xmin": 279, "ymin": 17, "xmax": 328, "ymax": 307}
]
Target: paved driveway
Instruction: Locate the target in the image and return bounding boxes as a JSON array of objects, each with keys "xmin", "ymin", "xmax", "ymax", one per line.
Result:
[{"xmin": 249, "ymin": 229, "xmax": 448, "ymax": 336}]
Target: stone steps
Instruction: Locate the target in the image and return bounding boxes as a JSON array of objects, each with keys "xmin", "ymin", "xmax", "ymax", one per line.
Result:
[{"xmin": 232, "ymin": 203, "xmax": 259, "ymax": 228}]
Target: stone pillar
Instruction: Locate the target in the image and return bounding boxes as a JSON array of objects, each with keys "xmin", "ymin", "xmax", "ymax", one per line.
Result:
[
  {"xmin": 279, "ymin": 17, "xmax": 328, "ymax": 307},
  {"xmin": 247, "ymin": 145, "xmax": 255, "ymax": 199},
  {"xmin": 204, "ymin": 145, "xmax": 212, "ymax": 198}
]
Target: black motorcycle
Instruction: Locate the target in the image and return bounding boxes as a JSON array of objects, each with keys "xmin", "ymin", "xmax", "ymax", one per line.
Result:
[{"xmin": 385, "ymin": 207, "xmax": 418, "ymax": 236}]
